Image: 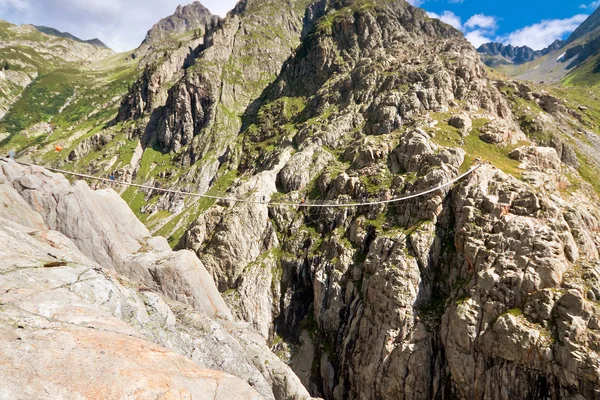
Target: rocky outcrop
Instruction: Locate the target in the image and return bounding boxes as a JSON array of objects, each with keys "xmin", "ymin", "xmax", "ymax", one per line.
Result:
[
  {"xmin": 141, "ymin": 2, "xmax": 218, "ymax": 47},
  {"xmin": 479, "ymin": 118, "xmax": 526, "ymax": 145},
  {"xmin": 0, "ymin": 224, "xmax": 261, "ymax": 400},
  {"xmin": 509, "ymin": 146, "xmax": 562, "ymax": 171},
  {"xmin": 448, "ymin": 113, "xmax": 472, "ymax": 136},
  {"xmin": 444, "ymin": 166, "xmax": 600, "ymax": 399},
  {"xmin": 168, "ymin": 2, "xmax": 600, "ymax": 399},
  {"xmin": 0, "ymin": 158, "xmax": 313, "ymax": 400},
  {"xmin": 117, "ymin": 39, "xmax": 205, "ymax": 122},
  {"xmin": 151, "ymin": 0, "xmax": 313, "ymax": 158},
  {"xmin": 132, "ymin": 2, "xmax": 219, "ymax": 62}
]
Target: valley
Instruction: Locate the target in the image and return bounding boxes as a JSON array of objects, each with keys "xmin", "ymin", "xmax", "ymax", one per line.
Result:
[{"xmin": 1, "ymin": 1, "xmax": 600, "ymax": 399}]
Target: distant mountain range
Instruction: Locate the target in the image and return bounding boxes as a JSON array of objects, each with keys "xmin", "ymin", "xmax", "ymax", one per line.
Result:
[
  {"xmin": 477, "ymin": 40, "xmax": 564, "ymax": 67},
  {"xmin": 478, "ymin": 6, "xmax": 600, "ymax": 85},
  {"xmin": 33, "ymin": 25, "xmax": 110, "ymax": 49}
]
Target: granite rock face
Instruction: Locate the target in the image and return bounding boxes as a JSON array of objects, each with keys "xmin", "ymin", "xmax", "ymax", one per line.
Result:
[
  {"xmin": 7, "ymin": 0, "xmax": 600, "ymax": 399},
  {"xmin": 0, "ymin": 158, "xmax": 313, "ymax": 400},
  {"xmin": 165, "ymin": 1, "xmax": 600, "ymax": 399}
]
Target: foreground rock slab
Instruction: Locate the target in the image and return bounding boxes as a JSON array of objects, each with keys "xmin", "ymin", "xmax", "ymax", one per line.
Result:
[{"xmin": 0, "ymin": 159, "xmax": 313, "ymax": 400}]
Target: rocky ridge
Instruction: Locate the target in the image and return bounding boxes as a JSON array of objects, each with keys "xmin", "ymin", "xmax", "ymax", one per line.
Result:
[
  {"xmin": 477, "ymin": 40, "xmax": 565, "ymax": 67},
  {"xmin": 483, "ymin": 6, "xmax": 600, "ymax": 85},
  {"xmin": 34, "ymin": 25, "xmax": 110, "ymax": 49}
]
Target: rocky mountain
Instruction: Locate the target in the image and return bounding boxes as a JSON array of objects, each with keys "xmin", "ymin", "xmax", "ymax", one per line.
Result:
[
  {"xmin": 33, "ymin": 25, "xmax": 110, "ymax": 49},
  {"xmin": 143, "ymin": 1, "xmax": 219, "ymax": 45},
  {"xmin": 567, "ymin": 5, "xmax": 600, "ymax": 45},
  {"xmin": 132, "ymin": 1, "xmax": 220, "ymax": 63},
  {"xmin": 478, "ymin": 40, "xmax": 564, "ymax": 67},
  {"xmin": 2, "ymin": 0, "xmax": 600, "ymax": 399}
]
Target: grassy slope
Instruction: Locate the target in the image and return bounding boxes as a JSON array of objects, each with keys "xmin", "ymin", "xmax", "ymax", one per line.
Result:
[{"xmin": 0, "ymin": 51, "xmax": 138, "ymax": 152}]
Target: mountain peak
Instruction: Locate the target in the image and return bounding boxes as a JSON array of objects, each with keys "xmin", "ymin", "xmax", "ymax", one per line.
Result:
[
  {"xmin": 142, "ymin": 1, "xmax": 219, "ymax": 46},
  {"xmin": 478, "ymin": 39, "xmax": 565, "ymax": 67}
]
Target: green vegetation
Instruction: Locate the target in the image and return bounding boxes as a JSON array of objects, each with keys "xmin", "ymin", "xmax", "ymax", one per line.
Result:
[
  {"xmin": 563, "ymin": 53, "xmax": 600, "ymax": 87},
  {"xmin": 317, "ymin": 0, "xmax": 377, "ymax": 33},
  {"xmin": 506, "ymin": 308, "xmax": 523, "ymax": 317},
  {"xmin": 577, "ymin": 155, "xmax": 600, "ymax": 193},
  {"xmin": 153, "ymin": 168, "xmax": 238, "ymax": 248},
  {"xmin": 1, "ymin": 69, "xmax": 77, "ymax": 133},
  {"xmin": 430, "ymin": 115, "xmax": 525, "ymax": 178}
]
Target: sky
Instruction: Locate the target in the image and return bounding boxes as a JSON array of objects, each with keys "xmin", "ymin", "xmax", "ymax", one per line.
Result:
[{"xmin": 0, "ymin": 0, "xmax": 598, "ymax": 52}]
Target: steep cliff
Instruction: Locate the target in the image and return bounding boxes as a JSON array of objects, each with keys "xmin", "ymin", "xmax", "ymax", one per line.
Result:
[
  {"xmin": 1, "ymin": 1, "xmax": 600, "ymax": 399},
  {"xmin": 172, "ymin": 1, "xmax": 599, "ymax": 398},
  {"xmin": 0, "ymin": 158, "xmax": 314, "ymax": 400}
]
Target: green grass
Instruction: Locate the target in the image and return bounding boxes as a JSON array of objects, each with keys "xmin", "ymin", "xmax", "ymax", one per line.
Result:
[
  {"xmin": 153, "ymin": 168, "xmax": 239, "ymax": 248},
  {"xmin": 506, "ymin": 308, "xmax": 523, "ymax": 317},
  {"xmin": 577, "ymin": 155, "xmax": 600, "ymax": 194},
  {"xmin": 563, "ymin": 53, "xmax": 600, "ymax": 87},
  {"xmin": 0, "ymin": 69, "xmax": 78, "ymax": 133},
  {"xmin": 431, "ymin": 117, "xmax": 525, "ymax": 178},
  {"xmin": 316, "ymin": 0, "xmax": 377, "ymax": 33},
  {"xmin": 549, "ymin": 85, "xmax": 600, "ymax": 130}
]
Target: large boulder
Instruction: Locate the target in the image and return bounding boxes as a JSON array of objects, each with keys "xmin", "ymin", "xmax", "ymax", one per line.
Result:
[
  {"xmin": 509, "ymin": 146, "xmax": 562, "ymax": 172},
  {"xmin": 448, "ymin": 113, "xmax": 473, "ymax": 137},
  {"xmin": 0, "ymin": 159, "xmax": 231, "ymax": 320},
  {"xmin": 0, "ymin": 218, "xmax": 261, "ymax": 400},
  {"xmin": 479, "ymin": 119, "xmax": 526, "ymax": 145}
]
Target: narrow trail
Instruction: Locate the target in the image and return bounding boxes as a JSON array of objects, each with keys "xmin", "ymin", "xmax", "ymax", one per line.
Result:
[{"xmin": 0, "ymin": 157, "xmax": 481, "ymax": 208}]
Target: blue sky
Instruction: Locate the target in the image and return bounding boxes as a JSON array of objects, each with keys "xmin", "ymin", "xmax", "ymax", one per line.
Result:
[
  {"xmin": 419, "ymin": 0, "xmax": 598, "ymax": 49},
  {"xmin": 0, "ymin": 0, "xmax": 597, "ymax": 51}
]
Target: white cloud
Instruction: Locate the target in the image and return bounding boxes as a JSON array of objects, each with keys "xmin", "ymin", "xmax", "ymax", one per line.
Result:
[
  {"xmin": 464, "ymin": 14, "xmax": 498, "ymax": 30},
  {"xmin": 0, "ymin": 0, "xmax": 238, "ymax": 52},
  {"xmin": 580, "ymin": 1, "xmax": 600, "ymax": 9},
  {"xmin": 0, "ymin": 0, "xmax": 29, "ymax": 11},
  {"xmin": 428, "ymin": 7, "xmax": 588, "ymax": 51},
  {"xmin": 427, "ymin": 11, "xmax": 462, "ymax": 30},
  {"xmin": 406, "ymin": 0, "xmax": 425, "ymax": 6},
  {"xmin": 498, "ymin": 14, "xmax": 589, "ymax": 49},
  {"xmin": 465, "ymin": 30, "xmax": 493, "ymax": 48},
  {"xmin": 428, "ymin": 11, "xmax": 499, "ymax": 48}
]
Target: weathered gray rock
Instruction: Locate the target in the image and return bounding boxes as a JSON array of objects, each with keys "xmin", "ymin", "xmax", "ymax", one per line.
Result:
[
  {"xmin": 0, "ymin": 218, "xmax": 261, "ymax": 400},
  {"xmin": 278, "ymin": 145, "xmax": 333, "ymax": 193},
  {"xmin": 509, "ymin": 146, "xmax": 562, "ymax": 171},
  {"xmin": 479, "ymin": 118, "xmax": 527, "ymax": 145},
  {"xmin": 448, "ymin": 113, "xmax": 473, "ymax": 136},
  {"xmin": 1, "ymin": 159, "xmax": 232, "ymax": 319},
  {"xmin": 0, "ymin": 158, "xmax": 314, "ymax": 400}
]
